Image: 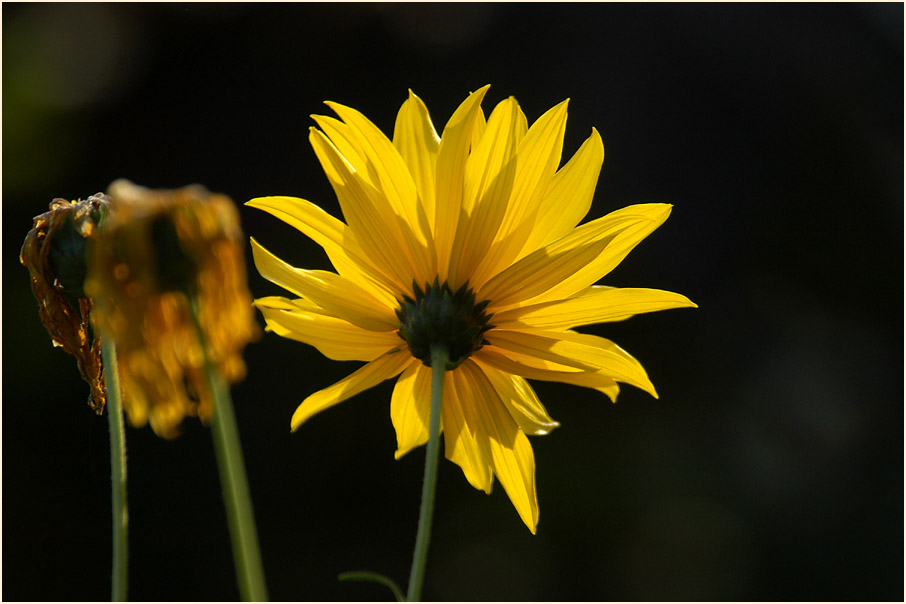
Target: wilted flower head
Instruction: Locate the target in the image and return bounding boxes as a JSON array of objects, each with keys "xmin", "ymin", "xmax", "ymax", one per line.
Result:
[
  {"xmin": 85, "ymin": 179, "xmax": 259, "ymax": 438},
  {"xmin": 21, "ymin": 194, "xmax": 111, "ymax": 413}
]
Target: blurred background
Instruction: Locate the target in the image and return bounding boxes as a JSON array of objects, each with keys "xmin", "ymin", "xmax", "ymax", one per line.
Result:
[{"xmin": 3, "ymin": 3, "xmax": 902, "ymax": 601}]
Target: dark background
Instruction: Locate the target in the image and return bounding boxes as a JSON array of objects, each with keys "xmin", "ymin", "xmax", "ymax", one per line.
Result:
[{"xmin": 3, "ymin": 3, "xmax": 902, "ymax": 601}]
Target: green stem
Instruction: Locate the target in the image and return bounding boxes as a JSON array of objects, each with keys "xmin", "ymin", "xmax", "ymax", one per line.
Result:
[
  {"xmin": 339, "ymin": 571, "xmax": 405, "ymax": 602},
  {"xmin": 406, "ymin": 344, "xmax": 448, "ymax": 602},
  {"xmin": 102, "ymin": 335, "xmax": 128, "ymax": 602},
  {"xmin": 189, "ymin": 297, "xmax": 268, "ymax": 602}
]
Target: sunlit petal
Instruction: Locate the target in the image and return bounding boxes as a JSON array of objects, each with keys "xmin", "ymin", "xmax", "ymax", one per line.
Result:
[
  {"xmin": 494, "ymin": 286, "xmax": 697, "ymax": 329},
  {"xmin": 326, "ymin": 101, "xmax": 433, "ymax": 253},
  {"xmin": 519, "ymin": 128, "xmax": 604, "ymax": 258},
  {"xmin": 479, "ymin": 203, "xmax": 672, "ymax": 308},
  {"xmin": 434, "ymin": 85, "xmax": 491, "ymax": 280},
  {"xmin": 448, "ymin": 97, "xmax": 525, "ymax": 287},
  {"xmin": 393, "ymin": 90, "xmax": 440, "ymax": 231},
  {"xmin": 528, "ymin": 203, "xmax": 673, "ymax": 304},
  {"xmin": 471, "ymin": 99, "xmax": 570, "ymax": 288},
  {"xmin": 310, "ymin": 126, "xmax": 430, "ymax": 291}
]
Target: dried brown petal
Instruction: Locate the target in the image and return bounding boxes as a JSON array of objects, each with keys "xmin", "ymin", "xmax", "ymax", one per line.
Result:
[{"xmin": 20, "ymin": 195, "xmax": 111, "ymax": 413}]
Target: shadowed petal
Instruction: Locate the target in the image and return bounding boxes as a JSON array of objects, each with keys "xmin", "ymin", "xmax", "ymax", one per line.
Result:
[
  {"xmin": 443, "ymin": 368, "xmax": 494, "ymax": 493},
  {"xmin": 457, "ymin": 361, "xmax": 539, "ymax": 533},
  {"xmin": 475, "ymin": 346, "xmax": 622, "ymax": 402},
  {"xmin": 291, "ymin": 349, "xmax": 412, "ymax": 432},
  {"xmin": 390, "ymin": 361, "xmax": 434, "ymax": 459},
  {"xmin": 473, "ymin": 359, "xmax": 559, "ymax": 435},
  {"xmin": 487, "ymin": 329, "xmax": 657, "ymax": 397},
  {"xmin": 255, "ymin": 296, "xmax": 402, "ymax": 362},
  {"xmin": 250, "ymin": 238, "xmax": 398, "ymax": 331},
  {"xmin": 246, "ymin": 196, "xmax": 398, "ymax": 305}
]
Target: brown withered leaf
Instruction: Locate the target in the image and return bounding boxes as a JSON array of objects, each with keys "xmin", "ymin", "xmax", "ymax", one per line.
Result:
[{"xmin": 20, "ymin": 195, "xmax": 110, "ymax": 414}]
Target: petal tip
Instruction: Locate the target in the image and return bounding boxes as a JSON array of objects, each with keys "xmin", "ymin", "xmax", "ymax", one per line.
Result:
[{"xmin": 290, "ymin": 405, "xmax": 310, "ymax": 432}]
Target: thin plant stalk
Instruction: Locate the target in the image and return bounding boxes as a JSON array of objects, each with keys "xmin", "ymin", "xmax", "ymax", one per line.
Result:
[
  {"xmin": 189, "ymin": 297, "xmax": 268, "ymax": 602},
  {"xmin": 406, "ymin": 344, "xmax": 448, "ymax": 602},
  {"xmin": 101, "ymin": 335, "xmax": 128, "ymax": 602}
]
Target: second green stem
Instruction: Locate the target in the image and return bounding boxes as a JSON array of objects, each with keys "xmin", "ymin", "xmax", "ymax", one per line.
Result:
[{"xmin": 190, "ymin": 297, "xmax": 268, "ymax": 601}]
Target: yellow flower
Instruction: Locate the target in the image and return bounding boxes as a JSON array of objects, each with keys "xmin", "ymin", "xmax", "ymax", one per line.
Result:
[
  {"xmin": 249, "ymin": 86, "xmax": 696, "ymax": 532},
  {"xmin": 20, "ymin": 194, "xmax": 111, "ymax": 413},
  {"xmin": 85, "ymin": 179, "xmax": 259, "ymax": 438}
]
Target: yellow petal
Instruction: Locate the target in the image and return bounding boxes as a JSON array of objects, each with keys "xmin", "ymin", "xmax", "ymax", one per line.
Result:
[
  {"xmin": 246, "ymin": 195, "xmax": 347, "ymax": 252},
  {"xmin": 291, "ymin": 349, "xmax": 412, "ymax": 431},
  {"xmin": 393, "ymin": 90, "xmax": 440, "ymax": 231},
  {"xmin": 519, "ymin": 128, "xmax": 604, "ymax": 258},
  {"xmin": 434, "ymin": 85, "xmax": 491, "ymax": 280},
  {"xmin": 471, "ymin": 104, "xmax": 488, "ymax": 149},
  {"xmin": 478, "ymin": 232, "xmax": 611, "ymax": 309},
  {"xmin": 471, "ymin": 99, "xmax": 570, "ymax": 288},
  {"xmin": 390, "ymin": 360, "xmax": 433, "ymax": 459},
  {"xmin": 443, "ymin": 368, "xmax": 494, "ymax": 493},
  {"xmin": 493, "ymin": 286, "xmax": 698, "ymax": 329},
  {"xmin": 473, "ymin": 359, "xmax": 559, "ymax": 435},
  {"xmin": 475, "ymin": 346, "xmax": 621, "ymax": 402},
  {"xmin": 325, "ymin": 100, "xmax": 433, "ymax": 253},
  {"xmin": 486, "ymin": 329, "xmax": 657, "ymax": 398},
  {"xmin": 310, "ymin": 114, "xmax": 370, "ymax": 178},
  {"xmin": 255, "ymin": 296, "xmax": 402, "ymax": 362},
  {"xmin": 245, "ymin": 196, "xmax": 398, "ymax": 306},
  {"xmin": 529, "ymin": 203, "xmax": 674, "ymax": 304},
  {"xmin": 448, "ymin": 97, "xmax": 525, "ymax": 288},
  {"xmin": 314, "ymin": 109, "xmax": 437, "ymax": 282},
  {"xmin": 457, "ymin": 361, "xmax": 539, "ymax": 533},
  {"xmin": 309, "ymin": 126, "xmax": 431, "ymax": 291},
  {"xmin": 479, "ymin": 203, "xmax": 672, "ymax": 309},
  {"xmin": 485, "ymin": 329, "xmax": 657, "ymax": 397},
  {"xmin": 250, "ymin": 238, "xmax": 398, "ymax": 332}
]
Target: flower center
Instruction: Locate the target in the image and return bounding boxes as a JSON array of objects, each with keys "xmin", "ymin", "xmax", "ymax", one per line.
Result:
[{"xmin": 396, "ymin": 278, "xmax": 493, "ymax": 370}]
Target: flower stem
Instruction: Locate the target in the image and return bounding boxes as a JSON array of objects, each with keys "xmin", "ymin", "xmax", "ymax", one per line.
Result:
[
  {"xmin": 406, "ymin": 344, "xmax": 448, "ymax": 602},
  {"xmin": 101, "ymin": 335, "xmax": 128, "ymax": 602},
  {"xmin": 189, "ymin": 297, "xmax": 268, "ymax": 602}
]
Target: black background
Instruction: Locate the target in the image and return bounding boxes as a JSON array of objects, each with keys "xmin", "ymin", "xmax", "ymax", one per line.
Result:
[{"xmin": 3, "ymin": 3, "xmax": 903, "ymax": 601}]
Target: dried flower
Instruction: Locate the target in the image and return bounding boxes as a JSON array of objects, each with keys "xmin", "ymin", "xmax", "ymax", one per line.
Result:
[
  {"xmin": 85, "ymin": 179, "xmax": 259, "ymax": 438},
  {"xmin": 21, "ymin": 194, "xmax": 111, "ymax": 413}
]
